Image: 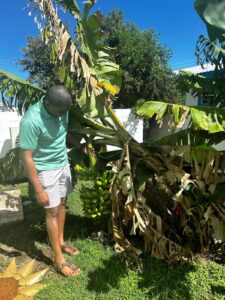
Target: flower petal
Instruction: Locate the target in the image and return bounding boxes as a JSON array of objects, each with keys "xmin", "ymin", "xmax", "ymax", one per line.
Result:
[
  {"xmin": 17, "ymin": 259, "xmax": 35, "ymax": 277},
  {"xmin": 18, "ymin": 284, "xmax": 46, "ymax": 296},
  {"xmin": 3, "ymin": 258, "xmax": 17, "ymax": 277},
  {"xmin": 97, "ymin": 81, "xmax": 105, "ymax": 88},
  {"xmin": 19, "ymin": 268, "xmax": 48, "ymax": 286},
  {"xmin": 11, "ymin": 273, "xmax": 23, "ymax": 280},
  {"xmin": 104, "ymin": 83, "xmax": 117, "ymax": 96},
  {"xmin": 13, "ymin": 295, "xmax": 32, "ymax": 300}
]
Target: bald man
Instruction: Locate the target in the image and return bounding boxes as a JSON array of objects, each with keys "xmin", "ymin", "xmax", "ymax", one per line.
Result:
[{"xmin": 19, "ymin": 85, "xmax": 81, "ymax": 277}]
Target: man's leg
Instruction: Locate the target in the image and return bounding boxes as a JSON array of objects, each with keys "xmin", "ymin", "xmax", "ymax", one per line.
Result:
[
  {"xmin": 58, "ymin": 197, "xmax": 80, "ymax": 255},
  {"xmin": 46, "ymin": 206, "xmax": 80, "ymax": 276},
  {"xmin": 58, "ymin": 197, "xmax": 66, "ymax": 247}
]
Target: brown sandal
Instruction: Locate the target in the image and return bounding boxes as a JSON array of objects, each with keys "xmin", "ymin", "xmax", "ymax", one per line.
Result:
[
  {"xmin": 61, "ymin": 243, "xmax": 80, "ymax": 256},
  {"xmin": 54, "ymin": 262, "xmax": 81, "ymax": 277}
]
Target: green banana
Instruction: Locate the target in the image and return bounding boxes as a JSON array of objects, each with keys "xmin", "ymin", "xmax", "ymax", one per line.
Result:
[
  {"xmin": 75, "ymin": 164, "xmax": 95, "ymax": 180},
  {"xmin": 98, "ymin": 186, "xmax": 104, "ymax": 195},
  {"xmin": 95, "ymin": 180, "xmax": 103, "ymax": 186}
]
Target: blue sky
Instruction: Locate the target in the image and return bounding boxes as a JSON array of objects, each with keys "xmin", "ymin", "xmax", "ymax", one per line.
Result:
[{"xmin": 0, "ymin": 0, "xmax": 207, "ymax": 78}]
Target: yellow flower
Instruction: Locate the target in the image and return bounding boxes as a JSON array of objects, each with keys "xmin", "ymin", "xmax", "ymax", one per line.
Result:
[
  {"xmin": 97, "ymin": 81, "xmax": 118, "ymax": 96},
  {"xmin": 0, "ymin": 258, "xmax": 48, "ymax": 300},
  {"xmin": 97, "ymin": 81, "xmax": 105, "ymax": 88}
]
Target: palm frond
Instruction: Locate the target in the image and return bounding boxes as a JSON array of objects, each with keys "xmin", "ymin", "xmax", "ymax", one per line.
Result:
[{"xmin": 0, "ymin": 69, "xmax": 45, "ymax": 113}]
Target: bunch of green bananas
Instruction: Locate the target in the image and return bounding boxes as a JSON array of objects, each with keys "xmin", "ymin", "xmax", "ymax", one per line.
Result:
[
  {"xmin": 78, "ymin": 169, "xmax": 114, "ymax": 218},
  {"xmin": 74, "ymin": 163, "xmax": 95, "ymax": 180}
]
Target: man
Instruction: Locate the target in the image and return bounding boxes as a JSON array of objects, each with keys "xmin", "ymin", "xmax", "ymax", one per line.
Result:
[{"xmin": 19, "ymin": 85, "xmax": 81, "ymax": 277}]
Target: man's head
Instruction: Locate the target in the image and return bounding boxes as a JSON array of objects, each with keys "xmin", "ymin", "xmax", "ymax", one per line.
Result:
[{"xmin": 43, "ymin": 85, "xmax": 72, "ymax": 116}]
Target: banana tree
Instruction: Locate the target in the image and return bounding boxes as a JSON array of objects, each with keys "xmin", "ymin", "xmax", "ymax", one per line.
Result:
[{"xmin": 133, "ymin": 100, "xmax": 225, "ymax": 253}]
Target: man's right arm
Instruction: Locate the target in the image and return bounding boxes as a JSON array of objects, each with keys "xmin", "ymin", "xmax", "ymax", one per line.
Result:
[{"xmin": 21, "ymin": 149, "xmax": 49, "ymax": 207}]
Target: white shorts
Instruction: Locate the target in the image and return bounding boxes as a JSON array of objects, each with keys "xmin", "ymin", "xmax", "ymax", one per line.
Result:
[{"xmin": 38, "ymin": 164, "xmax": 73, "ymax": 209}]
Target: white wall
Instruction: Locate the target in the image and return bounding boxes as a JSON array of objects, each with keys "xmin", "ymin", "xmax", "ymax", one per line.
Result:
[
  {"xmin": 106, "ymin": 109, "xmax": 143, "ymax": 151},
  {"xmin": 185, "ymin": 92, "xmax": 198, "ymax": 106},
  {"xmin": 114, "ymin": 109, "xmax": 143, "ymax": 143},
  {"xmin": 0, "ymin": 112, "xmax": 22, "ymax": 158}
]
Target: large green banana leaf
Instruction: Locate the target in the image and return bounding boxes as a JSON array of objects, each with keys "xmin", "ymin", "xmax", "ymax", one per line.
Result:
[
  {"xmin": 134, "ymin": 101, "xmax": 225, "ymax": 173},
  {"xmin": 134, "ymin": 101, "xmax": 225, "ymax": 134},
  {"xmin": 194, "ymin": 0, "xmax": 225, "ymax": 69},
  {"xmin": 195, "ymin": 0, "xmax": 225, "ymax": 42},
  {"xmin": 0, "ymin": 69, "xmax": 45, "ymax": 113},
  {"xmin": 196, "ymin": 35, "xmax": 225, "ymax": 69}
]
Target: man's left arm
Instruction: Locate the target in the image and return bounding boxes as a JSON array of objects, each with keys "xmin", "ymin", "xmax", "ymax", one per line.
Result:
[{"xmin": 66, "ymin": 131, "xmax": 82, "ymax": 149}]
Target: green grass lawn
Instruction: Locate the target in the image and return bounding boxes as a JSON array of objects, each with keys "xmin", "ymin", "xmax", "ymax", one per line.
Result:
[{"xmin": 1, "ymin": 182, "xmax": 225, "ymax": 299}]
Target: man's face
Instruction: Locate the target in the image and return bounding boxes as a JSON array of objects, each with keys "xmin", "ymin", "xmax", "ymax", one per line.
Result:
[{"xmin": 45, "ymin": 102, "xmax": 72, "ymax": 117}]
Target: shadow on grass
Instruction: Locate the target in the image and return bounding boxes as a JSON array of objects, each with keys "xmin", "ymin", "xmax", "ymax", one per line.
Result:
[
  {"xmin": 0, "ymin": 193, "xmax": 52, "ymax": 265},
  {"xmin": 0, "ymin": 191, "xmax": 95, "ymax": 266},
  {"xmin": 138, "ymin": 255, "xmax": 196, "ymax": 300},
  {"xmin": 86, "ymin": 252, "xmax": 197, "ymax": 299},
  {"xmin": 87, "ymin": 254, "xmax": 128, "ymax": 293},
  {"xmin": 65, "ymin": 211, "xmax": 110, "ymax": 242},
  {"xmin": 64, "ymin": 212, "xmax": 95, "ymax": 240},
  {"xmin": 211, "ymin": 285, "xmax": 225, "ymax": 296}
]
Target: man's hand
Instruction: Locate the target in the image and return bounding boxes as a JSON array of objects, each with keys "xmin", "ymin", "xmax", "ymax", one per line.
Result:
[
  {"xmin": 21, "ymin": 149, "xmax": 50, "ymax": 207},
  {"xmin": 35, "ymin": 189, "xmax": 50, "ymax": 207}
]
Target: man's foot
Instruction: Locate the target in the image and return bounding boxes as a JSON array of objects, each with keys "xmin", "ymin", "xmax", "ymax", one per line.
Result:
[
  {"xmin": 54, "ymin": 261, "xmax": 81, "ymax": 277},
  {"xmin": 61, "ymin": 243, "xmax": 80, "ymax": 256}
]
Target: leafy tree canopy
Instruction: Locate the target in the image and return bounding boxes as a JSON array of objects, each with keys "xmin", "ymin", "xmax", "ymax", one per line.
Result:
[
  {"xmin": 17, "ymin": 36, "xmax": 60, "ymax": 89},
  {"xmin": 102, "ymin": 9, "xmax": 182, "ymax": 107}
]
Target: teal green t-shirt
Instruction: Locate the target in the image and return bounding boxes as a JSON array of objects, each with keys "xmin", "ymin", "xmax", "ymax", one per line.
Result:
[{"xmin": 19, "ymin": 100, "xmax": 68, "ymax": 171}]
